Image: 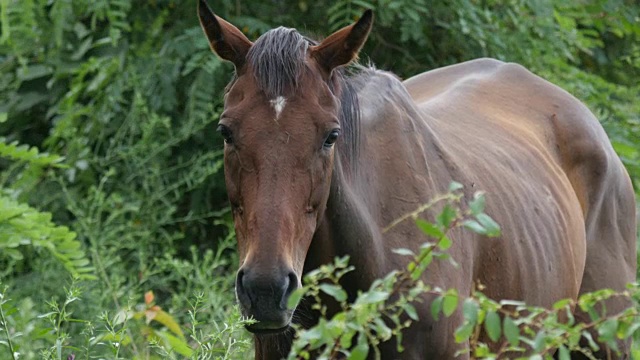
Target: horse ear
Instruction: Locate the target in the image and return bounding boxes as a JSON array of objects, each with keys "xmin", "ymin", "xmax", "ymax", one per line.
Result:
[
  {"xmin": 198, "ymin": 0, "xmax": 253, "ymax": 69},
  {"xmin": 310, "ymin": 10, "xmax": 373, "ymax": 73}
]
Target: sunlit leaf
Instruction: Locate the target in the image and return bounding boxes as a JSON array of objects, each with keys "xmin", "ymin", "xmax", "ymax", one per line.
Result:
[
  {"xmin": 443, "ymin": 290, "xmax": 458, "ymax": 317},
  {"xmin": 484, "ymin": 310, "xmax": 501, "ymax": 342},
  {"xmin": 319, "ymin": 284, "xmax": 348, "ymax": 302},
  {"xmin": 503, "ymin": 317, "xmax": 519, "ymax": 347}
]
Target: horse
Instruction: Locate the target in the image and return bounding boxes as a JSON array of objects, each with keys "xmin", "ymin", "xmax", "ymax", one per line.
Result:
[{"xmin": 197, "ymin": 1, "xmax": 637, "ymax": 359}]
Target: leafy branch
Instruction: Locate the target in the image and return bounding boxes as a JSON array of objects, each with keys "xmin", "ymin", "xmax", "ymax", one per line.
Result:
[
  {"xmin": 285, "ymin": 183, "xmax": 637, "ymax": 359},
  {"xmin": 0, "ymin": 194, "xmax": 95, "ymax": 279},
  {"xmin": 286, "ymin": 182, "xmax": 500, "ymax": 359}
]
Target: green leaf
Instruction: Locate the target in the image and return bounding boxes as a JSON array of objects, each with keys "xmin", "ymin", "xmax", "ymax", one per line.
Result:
[
  {"xmin": 553, "ymin": 298, "xmax": 572, "ymax": 310},
  {"xmin": 597, "ymin": 318, "xmax": 618, "ymax": 342},
  {"xmin": 373, "ymin": 317, "xmax": 392, "ymax": 340},
  {"xmin": 462, "ymin": 219, "xmax": 486, "ymax": 235},
  {"xmin": 476, "ymin": 213, "xmax": 501, "ymax": 237},
  {"xmin": 153, "ymin": 310, "xmax": 184, "ymax": 339},
  {"xmin": 503, "ymin": 317, "xmax": 519, "ymax": 347},
  {"xmin": 155, "ymin": 330, "xmax": 193, "ymax": 356},
  {"xmin": 558, "ymin": 345, "xmax": 570, "ymax": 360},
  {"xmin": 287, "ymin": 287, "xmax": 306, "ymax": 309},
  {"xmin": 437, "ymin": 204, "xmax": 458, "ymax": 229},
  {"xmin": 415, "ymin": 218, "xmax": 444, "ymax": 238},
  {"xmin": 0, "ymin": 138, "xmax": 65, "ymax": 167},
  {"xmin": 392, "ymin": 248, "xmax": 415, "ymax": 257},
  {"xmin": 0, "ymin": 194, "xmax": 93, "ymax": 279},
  {"xmin": 348, "ymin": 333, "xmax": 369, "ymax": 360},
  {"xmin": 499, "ymin": 300, "xmax": 526, "ymax": 307},
  {"xmin": 473, "ymin": 343, "xmax": 491, "ymax": 357},
  {"xmin": 469, "ymin": 192, "xmax": 486, "ymax": 215},
  {"xmin": 533, "ymin": 330, "xmax": 546, "ymax": 352},
  {"xmin": 582, "ymin": 330, "xmax": 600, "ymax": 351},
  {"xmin": 403, "ymin": 303, "xmax": 419, "ymax": 321},
  {"xmin": 554, "ymin": 9, "xmax": 576, "ymax": 31},
  {"xmin": 339, "ymin": 331, "xmax": 355, "ymax": 349},
  {"xmin": 454, "ymin": 321, "xmax": 475, "ymax": 343},
  {"xmin": 620, "ymin": 321, "xmax": 640, "ymax": 339},
  {"xmin": 448, "ymin": 181, "xmax": 464, "ymax": 192},
  {"xmin": 430, "ymin": 296, "xmax": 443, "ymax": 321},
  {"xmin": 442, "ymin": 290, "xmax": 458, "ymax": 317},
  {"xmin": 437, "ymin": 236, "xmax": 452, "ymax": 250},
  {"xmin": 319, "ymin": 284, "xmax": 347, "ymax": 302},
  {"xmin": 357, "ymin": 291, "xmax": 389, "ymax": 305},
  {"xmin": 484, "ymin": 310, "xmax": 501, "ymax": 342},
  {"xmin": 462, "ymin": 298, "xmax": 479, "ymax": 327}
]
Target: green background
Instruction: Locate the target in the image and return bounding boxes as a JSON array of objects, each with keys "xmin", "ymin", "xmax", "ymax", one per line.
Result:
[{"xmin": 0, "ymin": 0, "xmax": 638, "ymax": 358}]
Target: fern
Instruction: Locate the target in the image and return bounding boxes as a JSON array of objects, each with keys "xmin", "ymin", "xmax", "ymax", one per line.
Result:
[
  {"xmin": 0, "ymin": 193, "xmax": 95, "ymax": 279},
  {"xmin": 0, "ymin": 138, "xmax": 91, "ymax": 279},
  {"xmin": 0, "ymin": 0, "xmax": 40, "ymax": 51},
  {"xmin": 0, "ymin": 138, "xmax": 64, "ymax": 167},
  {"xmin": 86, "ymin": 0, "xmax": 132, "ymax": 45},
  {"xmin": 328, "ymin": 0, "xmax": 374, "ymax": 31}
]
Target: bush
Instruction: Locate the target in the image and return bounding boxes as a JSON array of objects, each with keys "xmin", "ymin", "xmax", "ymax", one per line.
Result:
[
  {"xmin": 286, "ymin": 184, "xmax": 640, "ymax": 359},
  {"xmin": 0, "ymin": 0, "xmax": 638, "ymax": 359}
]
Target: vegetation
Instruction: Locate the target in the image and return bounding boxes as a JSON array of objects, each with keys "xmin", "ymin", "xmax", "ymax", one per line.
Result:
[{"xmin": 0, "ymin": 0, "xmax": 638, "ymax": 359}]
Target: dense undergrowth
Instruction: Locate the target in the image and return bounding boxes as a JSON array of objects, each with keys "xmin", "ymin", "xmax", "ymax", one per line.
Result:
[{"xmin": 0, "ymin": 0, "xmax": 639, "ymax": 358}]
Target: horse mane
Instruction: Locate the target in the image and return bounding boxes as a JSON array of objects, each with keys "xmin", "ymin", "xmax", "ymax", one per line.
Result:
[
  {"xmin": 246, "ymin": 27, "xmax": 309, "ymax": 98},
  {"xmin": 245, "ymin": 27, "xmax": 366, "ymax": 174}
]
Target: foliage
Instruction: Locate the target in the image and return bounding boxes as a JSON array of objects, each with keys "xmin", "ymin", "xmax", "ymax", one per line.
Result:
[
  {"xmin": 0, "ymin": 238, "xmax": 253, "ymax": 359},
  {"xmin": 459, "ymin": 287, "xmax": 639, "ymax": 359},
  {"xmin": 0, "ymin": 0, "xmax": 638, "ymax": 359},
  {"xmin": 0, "ymin": 193, "xmax": 94, "ymax": 279},
  {"xmin": 287, "ymin": 185, "xmax": 639, "ymax": 359},
  {"xmin": 0, "ymin": 138, "xmax": 92, "ymax": 279},
  {"xmin": 287, "ymin": 183, "xmax": 501, "ymax": 359}
]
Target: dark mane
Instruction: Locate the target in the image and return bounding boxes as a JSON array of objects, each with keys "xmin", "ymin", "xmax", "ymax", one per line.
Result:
[
  {"xmin": 335, "ymin": 71, "xmax": 361, "ymax": 175},
  {"xmin": 245, "ymin": 28, "xmax": 366, "ymax": 174},
  {"xmin": 247, "ymin": 27, "xmax": 308, "ymax": 98}
]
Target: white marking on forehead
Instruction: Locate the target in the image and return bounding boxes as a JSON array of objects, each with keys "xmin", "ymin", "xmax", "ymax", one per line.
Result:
[{"xmin": 270, "ymin": 96, "xmax": 287, "ymax": 119}]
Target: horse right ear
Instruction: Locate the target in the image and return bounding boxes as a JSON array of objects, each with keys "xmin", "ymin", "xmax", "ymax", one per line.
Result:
[{"xmin": 198, "ymin": 0, "xmax": 253, "ymax": 69}]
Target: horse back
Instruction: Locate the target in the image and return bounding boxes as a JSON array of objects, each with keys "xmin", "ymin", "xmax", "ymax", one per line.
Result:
[{"xmin": 404, "ymin": 58, "xmax": 636, "ymax": 307}]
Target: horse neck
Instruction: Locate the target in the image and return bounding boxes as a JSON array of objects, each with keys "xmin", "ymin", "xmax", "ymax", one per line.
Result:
[
  {"xmin": 306, "ymin": 71, "xmax": 457, "ymax": 289},
  {"xmin": 303, "ymin": 155, "xmax": 389, "ymax": 293}
]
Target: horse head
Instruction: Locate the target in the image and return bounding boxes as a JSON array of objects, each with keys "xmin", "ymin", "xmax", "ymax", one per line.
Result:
[{"xmin": 198, "ymin": 0, "xmax": 372, "ymax": 333}]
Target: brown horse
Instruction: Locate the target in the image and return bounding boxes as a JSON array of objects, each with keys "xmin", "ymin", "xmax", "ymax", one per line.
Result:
[{"xmin": 198, "ymin": 2, "xmax": 637, "ymax": 359}]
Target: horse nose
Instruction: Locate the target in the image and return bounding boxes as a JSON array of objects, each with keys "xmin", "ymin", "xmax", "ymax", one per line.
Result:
[{"xmin": 236, "ymin": 267, "xmax": 299, "ymax": 328}]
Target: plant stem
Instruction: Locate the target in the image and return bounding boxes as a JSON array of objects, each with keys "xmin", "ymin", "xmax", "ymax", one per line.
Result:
[
  {"xmin": 0, "ymin": 289, "xmax": 17, "ymax": 360},
  {"xmin": 382, "ymin": 193, "xmax": 455, "ymax": 232}
]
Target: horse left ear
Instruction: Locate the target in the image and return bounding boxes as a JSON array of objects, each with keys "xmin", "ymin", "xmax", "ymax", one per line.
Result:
[{"xmin": 310, "ymin": 10, "xmax": 373, "ymax": 73}]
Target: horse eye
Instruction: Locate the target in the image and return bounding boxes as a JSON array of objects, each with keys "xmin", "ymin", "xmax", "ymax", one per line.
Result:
[
  {"xmin": 217, "ymin": 124, "xmax": 233, "ymax": 144},
  {"xmin": 323, "ymin": 129, "xmax": 340, "ymax": 148}
]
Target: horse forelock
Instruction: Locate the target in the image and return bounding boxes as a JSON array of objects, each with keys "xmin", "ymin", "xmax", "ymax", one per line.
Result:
[{"xmin": 247, "ymin": 27, "xmax": 309, "ymax": 98}]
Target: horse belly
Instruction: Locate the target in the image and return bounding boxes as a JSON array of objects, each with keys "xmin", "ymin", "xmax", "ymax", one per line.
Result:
[
  {"xmin": 419, "ymin": 88, "xmax": 587, "ymax": 305},
  {"xmin": 471, "ymin": 152, "xmax": 587, "ymax": 306}
]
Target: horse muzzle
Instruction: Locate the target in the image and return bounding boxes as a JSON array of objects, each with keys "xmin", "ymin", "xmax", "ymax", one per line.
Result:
[{"xmin": 236, "ymin": 267, "xmax": 299, "ymax": 333}]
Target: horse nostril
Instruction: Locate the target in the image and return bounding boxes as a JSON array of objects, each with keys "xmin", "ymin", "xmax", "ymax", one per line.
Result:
[
  {"xmin": 235, "ymin": 269, "xmax": 252, "ymax": 309},
  {"xmin": 236, "ymin": 269, "xmax": 245, "ymax": 289},
  {"xmin": 278, "ymin": 272, "xmax": 299, "ymax": 310},
  {"xmin": 285, "ymin": 272, "xmax": 299, "ymax": 297}
]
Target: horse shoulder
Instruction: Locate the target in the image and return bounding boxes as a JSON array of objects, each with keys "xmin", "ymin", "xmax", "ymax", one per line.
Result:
[{"xmin": 490, "ymin": 62, "xmax": 634, "ymax": 228}]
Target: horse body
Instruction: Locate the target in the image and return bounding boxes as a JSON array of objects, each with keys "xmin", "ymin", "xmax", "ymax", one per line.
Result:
[
  {"xmin": 405, "ymin": 58, "xmax": 636, "ymax": 312},
  {"xmin": 309, "ymin": 63, "xmax": 589, "ymax": 358},
  {"xmin": 198, "ymin": 3, "xmax": 636, "ymax": 358}
]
